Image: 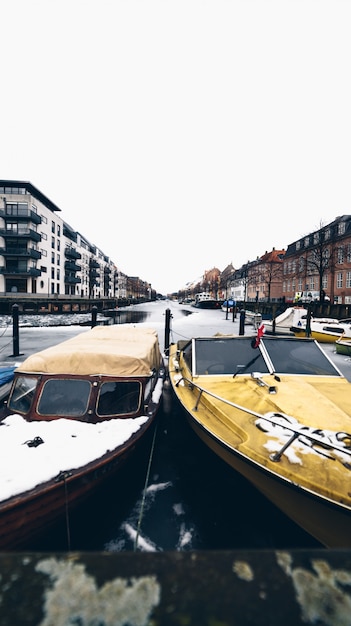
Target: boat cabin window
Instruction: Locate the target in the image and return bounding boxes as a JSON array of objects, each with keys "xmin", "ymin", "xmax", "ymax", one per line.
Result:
[
  {"xmin": 37, "ymin": 379, "xmax": 91, "ymax": 416},
  {"xmin": 193, "ymin": 338, "xmax": 269, "ymax": 376},
  {"xmin": 8, "ymin": 375, "xmax": 39, "ymax": 414},
  {"xmin": 97, "ymin": 381, "xmax": 141, "ymax": 416}
]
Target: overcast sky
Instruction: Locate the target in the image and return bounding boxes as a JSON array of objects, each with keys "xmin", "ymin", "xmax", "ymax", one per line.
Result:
[{"xmin": 2, "ymin": 0, "xmax": 351, "ymax": 294}]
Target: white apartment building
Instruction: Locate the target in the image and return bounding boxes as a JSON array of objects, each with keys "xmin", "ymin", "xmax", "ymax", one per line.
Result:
[{"xmin": 0, "ymin": 180, "xmax": 123, "ymax": 299}]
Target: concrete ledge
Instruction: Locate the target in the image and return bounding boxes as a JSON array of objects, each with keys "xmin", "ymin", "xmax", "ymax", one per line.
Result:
[{"xmin": 1, "ymin": 549, "xmax": 351, "ymax": 624}]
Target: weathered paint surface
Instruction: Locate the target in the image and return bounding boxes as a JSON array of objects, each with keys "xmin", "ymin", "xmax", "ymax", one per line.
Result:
[{"xmin": 1, "ymin": 550, "xmax": 351, "ymax": 625}]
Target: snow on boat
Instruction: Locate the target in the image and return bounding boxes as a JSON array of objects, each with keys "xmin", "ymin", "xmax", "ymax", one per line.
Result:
[{"xmin": 0, "ymin": 325, "xmax": 165, "ymax": 548}]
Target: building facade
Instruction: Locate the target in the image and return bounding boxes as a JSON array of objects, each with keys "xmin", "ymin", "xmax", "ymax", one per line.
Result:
[
  {"xmin": 0, "ymin": 180, "xmax": 149, "ymax": 301},
  {"xmin": 283, "ymin": 215, "xmax": 351, "ymax": 304}
]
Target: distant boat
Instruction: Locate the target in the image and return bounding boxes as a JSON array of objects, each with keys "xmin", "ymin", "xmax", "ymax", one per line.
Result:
[
  {"xmin": 193, "ymin": 293, "xmax": 222, "ymax": 309},
  {"xmin": 0, "ymin": 325, "xmax": 165, "ymax": 549}
]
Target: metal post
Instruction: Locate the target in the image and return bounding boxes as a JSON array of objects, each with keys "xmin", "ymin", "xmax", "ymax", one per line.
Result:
[
  {"xmin": 239, "ymin": 309, "xmax": 245, "ymax": 335},
  {"xmin": 164, "ymin": 308, "xmax": 172, "ymax": 355},
  {"xmin": 91, "ymin": 306, "xmax": 98, "ymax": 328},
  {"xmin": 12, "ymin": 304, "xmax": 20, "ymax": 357}
]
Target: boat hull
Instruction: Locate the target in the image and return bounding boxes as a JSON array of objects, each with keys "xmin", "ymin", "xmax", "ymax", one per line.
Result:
[
  {"xmin": 0, "ymin": 419, "xmax": 155, "ymax": 549},
  {"xmin": 185, "ymin": 414, "xmax": 350, "ymax": 548},
  {"xmin": 336, "ymin": 338, "xmax": 351, "ymax": 356}
]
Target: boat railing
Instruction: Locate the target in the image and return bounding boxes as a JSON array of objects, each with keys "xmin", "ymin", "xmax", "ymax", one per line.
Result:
[{"xmin": 175, "ymin": 375, "xmax": 351, "ymax": 465}]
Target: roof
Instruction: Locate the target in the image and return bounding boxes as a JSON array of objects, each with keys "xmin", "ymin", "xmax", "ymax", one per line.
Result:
[
  {"xmin": 17, "ymin": 326, "xmax": 162, "ymax": 376},
  {"xmin": 0, "ymin": 180, "xmax": 61, "ymax": 213}
]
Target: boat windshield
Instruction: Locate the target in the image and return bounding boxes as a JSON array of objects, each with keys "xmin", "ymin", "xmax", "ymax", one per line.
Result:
[
  {"xmin": 37, "ymin": 379, "xmax": 91, "ymax": 416},
  {"xmin": 262, "ymin": 338, "xmax": 340, "ymax": 376},
  {"xmin": 97, "ymin": 381, "xmax": 141, "ymax": 417},
  {"xmin": 192, "ymin": 337, "xmax": 269, "ymax": 376},
  {"xmin": 8, "ymin": 375, "xmax": 39, "ymax": 414},
  {"xmin": 191, "ymin": 337, "xmax": 341, "ymax": 377}
]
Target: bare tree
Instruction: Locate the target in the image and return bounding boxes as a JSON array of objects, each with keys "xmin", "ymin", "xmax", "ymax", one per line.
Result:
[{"xmin": 296, "ymin": 222, "xmax": 336, "ymax": 301}]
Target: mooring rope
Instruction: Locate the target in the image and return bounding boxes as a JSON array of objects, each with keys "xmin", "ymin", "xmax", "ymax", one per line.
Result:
[
  {"xmin": 64, "ymin": 477, "xmax": 71, "ymax": 551},
  {"xmin": 134, "ymin": 422, "xmax": 158, "ymax": 551}
]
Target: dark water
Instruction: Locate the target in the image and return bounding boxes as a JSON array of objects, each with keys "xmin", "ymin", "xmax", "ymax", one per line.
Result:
[{"xmin": 16, "ymin": 301, "xmax": 323, "ymax": 552}]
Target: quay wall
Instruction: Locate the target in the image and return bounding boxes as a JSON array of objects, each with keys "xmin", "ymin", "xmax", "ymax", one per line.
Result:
[{"xmin": 0, "ymin": 296, "xmax": 151, "ymax": 315}]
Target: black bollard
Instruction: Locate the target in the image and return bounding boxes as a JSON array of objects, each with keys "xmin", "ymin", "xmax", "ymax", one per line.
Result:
[
  {"xmin": 164, "ymin": 308, "xmax": 172, "ymax": 356},
  {"xmin": 239, "ymin": 309, "xmax": 245, "ymax": 335},
  {"xmin": 91, "ymin": 306, "xmax": 98, "ymax": 328},
  {"xmin": 12, "ymin": 304, "xmax": 20, "ymax": 357}
]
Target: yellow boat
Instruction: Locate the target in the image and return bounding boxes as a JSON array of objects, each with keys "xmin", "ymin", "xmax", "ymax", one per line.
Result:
[
  {"xmin": 168, "ymin": 332, "xmax": 351, "ymax": 547},
  {"xmin": 291, "ymin": 317, "xmax": 351, "ymax": 342}
]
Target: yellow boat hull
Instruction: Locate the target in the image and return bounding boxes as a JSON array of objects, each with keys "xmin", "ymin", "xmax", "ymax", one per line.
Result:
[{"xmin": 169, "ymin": 339, "xmax": 351, "ymax": 548}]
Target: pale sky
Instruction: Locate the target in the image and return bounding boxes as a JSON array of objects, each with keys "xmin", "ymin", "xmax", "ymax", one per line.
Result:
[{"xmin": 2, "ymin": 0, "xmax": 351, "ymax": 295}]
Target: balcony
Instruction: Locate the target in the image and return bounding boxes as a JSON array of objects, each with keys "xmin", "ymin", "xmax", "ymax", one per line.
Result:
[
  {"xmin": 64, "ymin": 260, "xmax": 81, "ymax": 272},
  {"xmin": 0, "ymin": 228, "xmax": 41, "ymax": 242},
  {"xmin": 0, "ymin": 266, "xmax": 41, "ymax": 277},
  {"xmin": 0, "ymin": 246, "xmax": 41, "ymax": 259},
  {"xmin": 89, "ymin": 270, "xmax": 100, "ymax": 279},
  {"xmin": 64, "ymin": 247, "xmax": 81, "ymax": 260},
  {"xmin": 64, "ymin": 275, "xmax": 81, "ymax": 284},
  {"xmin": 89, "ymin": 260, "xmax": 100, "ymax": 269},
  {"xmin": 0, "ymin": 208, "xmax": 42, "ymax": 225}
]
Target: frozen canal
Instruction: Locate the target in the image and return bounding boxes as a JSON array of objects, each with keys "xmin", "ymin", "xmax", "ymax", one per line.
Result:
[{"xmin": 3, "ymin": 299, "xmax": 350, "ymax": 552}]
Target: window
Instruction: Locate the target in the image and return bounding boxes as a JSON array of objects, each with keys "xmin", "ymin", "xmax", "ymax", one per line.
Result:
[
  {"xmin": 346, "ymin": 272, "xmax": 351, "ymax": 288},
  {"xmin": 337, "ymin": 246, "xmax": 344, "ymax": 264},
  {"xmin": 38, "ymin": 379, "xmax": 90, "ymax": 416},
  {"xmin": 97, "ymin": 381, "xmax": 141, "ymax": 416},
  {"xmin": 8, "ymin": 375, "xmax": 39, "ymax": 414},
  {"xmin": 51, "ymin": 221, "xmax": 55, "ymax": 233},
  {"xmin": 337, "ymin": 272, "xmax": 343, "ymax": 288},
  {"xmin": 338, "ymin": 222, "xmax": 346, "ymax": 235},
  {"xmin": 51, "ymin": 236, "xmax": 55, "ymax": 249}
]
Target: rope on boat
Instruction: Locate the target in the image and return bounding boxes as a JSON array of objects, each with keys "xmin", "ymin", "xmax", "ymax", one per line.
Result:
[
  {"xmin": 55, "ymin": 470, "xmax": 73, "ymax": 550},
  {"xmin": 134, "ymin": 423, "xmax": 158, "ymax": 551},
  {"xmin": 63, "ymin": 477, "xmax": 71, "ymax": 551}
]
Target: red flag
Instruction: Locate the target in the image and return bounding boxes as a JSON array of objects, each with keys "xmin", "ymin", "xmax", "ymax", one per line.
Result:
[{"xmin": 253, "ymin": 322, "xmax": 265, "ymax": 348}]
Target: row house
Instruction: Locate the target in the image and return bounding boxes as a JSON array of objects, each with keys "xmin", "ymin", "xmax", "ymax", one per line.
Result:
[
  {"xmin": 0, "ymin": 180, "xmax": 141, "ymax": 300},
  {"xmin": 220, "ymin": 216, "xmax": 351, "ymax": 305},
  {"xmin": 227, "ymin": 249, "xmax": 285, "ymax": 304},
  {"xmin": 283, "ymin": 215, "xmax": 351, "ymax": 305}
]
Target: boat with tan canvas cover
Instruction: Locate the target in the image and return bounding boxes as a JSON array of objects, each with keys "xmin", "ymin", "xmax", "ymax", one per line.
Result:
[{"xmin": 0, "ymin": 325, "xmax": 165, "ymax": 548}]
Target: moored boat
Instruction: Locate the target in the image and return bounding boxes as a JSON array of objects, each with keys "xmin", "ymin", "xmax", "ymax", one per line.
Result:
[
  {"xmin": 168, "ymin": 330, "xmax": 351, "ymax": 547},
  {"xmin": 0, "ymin": 325, "xmax": 165, "ymax": 549},
  {"xmin": 335, "ymin": 335, "xmax": 351, "ymax": 356},
  {"xmin": 263, "ymin": 306, "xmax": 308, "ymax": 335},
  {"xmin": 193, "ymin": 292, "xmax": 222, "ymax": 309},
  {"xmin": 291, "ymin": 317, "xmax": 351, "ymax": 343},
  {"xmin": 243, "ymin": 310, "xmax": 262, "ymax": 328}
]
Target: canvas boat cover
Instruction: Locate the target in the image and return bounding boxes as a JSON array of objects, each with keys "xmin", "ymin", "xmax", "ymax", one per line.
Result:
[{"xmin": 17, "ymin": 326, "xmax": 162, "ymax": 376}]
